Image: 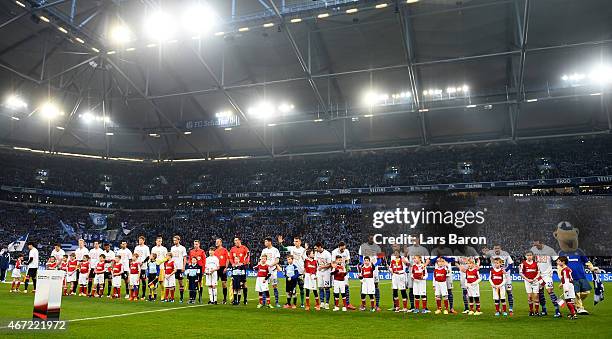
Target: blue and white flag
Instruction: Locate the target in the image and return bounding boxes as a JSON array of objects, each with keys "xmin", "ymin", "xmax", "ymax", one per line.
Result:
[
  {"xmin": 61, "ymin": 241, "xmax": 78, "ymax": 253},
  {"xmin": 89, "ymin": 213, "xmax": 108, "ymax": 229},
  {"xmin": 8, "ymin": 233, "xmax": 28, "ymax": 252},
  {"xmin": 121, "ymin": 222, "xmax": 134, "ymax": 235},
  {"xmin": 593, "ymin": 271, "xmax": 605, "ymax": 305},
  {"xmin": 59, "ymin": 220, "xmax": 76, "ymax": 238}
]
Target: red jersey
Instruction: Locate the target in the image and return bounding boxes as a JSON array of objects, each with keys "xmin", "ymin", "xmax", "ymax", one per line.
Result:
[
  {"xmin": 521, "ymin": 260, "xmax": 539, "ymax": 280},
  {"xmin": 256, "ymin": 264, "xmax": 269, "ymax": 277},
  {"xmin": 433, "ymin": 266, "xmax": 448, "ymax": 282},
  {"xmin": 189, "ymin": 248, "xmax": 207, "ymax": 270},
  {"xmin": 94, "ymin": 262, "xmax": 106, "ymax": 274},
  {"xmin": 490, "ymin": 267, "xmax": 505, "ymax": 286},
  {"xmin": 79, "ymin": 261, "xmax": 90, "ymax": 274},
  {"xmin": 67, "ymin": 259, "xmax": 78, "ymax": 273},
  {"xmin": 14, "ymin": 259, "xmax": 21, "ymax": 270},
  {"xmin": 411, "ymin": 263, "xmax": 426, "ymax": 280},
  {"xmin": 229, "ymin": 245, "xmax": 250, "ymax": 266},
  {"xmin": 560, "ymin": 266, "xmax": 573, "ymax": 284},
  {"xmin": 47, "ymin": 261, "xmax": 58, "ymax": 270},
  {"xmin": 129, "ymin": 262, "xmax": 140, "ymax": 275},
  {"xmin": 466, "ymin": 268, "xmax": 480, "ymax": 283},
  {"xmin": 164, "ymin": 259, "xmax": 175, "ymax": 275},
  {"xmin": 304, "ymin": 258, "xmax": 317, "ymax": 275},
  {"xmin": 360, "ymin": 265, "xmax": 374, "ymax": 279},
  {"xmin": 390, "ymin": 258, "xmax": 405, "ymax": 274},
  {"xmin": 333, "ymin": 264, "xmax": 347, "ymax": 281},
  {"xmin": 60, "ymin": 261, "xmax": 68, "ymax": 271},
  {"xmin": 112, "ymin": 262, "xmax": 123, "ymax": 275},
  {"xmin": 214, "ymin": 247, "xmax": 229, "ymax": 267}
]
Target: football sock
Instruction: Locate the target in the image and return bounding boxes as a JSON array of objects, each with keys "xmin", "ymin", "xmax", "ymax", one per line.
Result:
[
  {"xmin": 319, "ymin": 288, "xmax": 324, "ymax": 303},
  {"xmin": 501, "ymin": 299, "xmax": 507, "ymax": 312},
  {"xmin": 259, "ymin": 293, "xmax": 263, "ymax": 305},
  {"xmin": 370, "ymin": 297, "xmax": 375, "ymax": 309},
  {"xmin": 507, "ymin": 290, "xmax": 514, "ymax": 310},
  {"xmin": 223, "ymin": 287, "xmax": 228, "ymax": 301},
  {"xmin": 409, "ymin": 288, "xmax": 415, "ymax": 309},
  {"xmin": 462, "ymin": 288, "xmax": 469, "ymax": 310},
  {"xmin": 325, "ymin": 288, "xmax": 331, "ymax": 303},
  {"xmin": 198, "ymin": 287, "xmax": 203, "ymax": 302},
  {"xmin": 539, "ymin": 290, "xmax": 547, "ymax": 312},
  {"xmin": 567, "ymin": 300, "xmax": 576, "ymax": 315},
  {"xmin": 243, "ymin": 287, "xmax": 248, "ymax": 304},
  {"xmin": 345, "ymin": 286, "xmax": 350, "ymax": 304},
  {"xmin": 274, "ymin": 287, "xmax": 279, "ymax": 304},
  {"xmin": 548, "ymin": 291, "xmax": 560, "ymax": 312},
  {"xmin": 361, "ymin": 294, "xmax": 366, "ymax": 307},
  {"xmin": 375, "ymin": 284, "xmax": 380, "ymax": 307},
  {"xmin": 299, "ymin": 284, "xmax": 305, "ymax": 306},
  {"xmin": 436, "ymin": 299, "xmax": 441, "ymax": 309},
  {"xmin": 422, "ymin": 296, "xmax": 427, "ymax": 309},
  {"xmin": 179, "ymin": 287, "xmax": 184, "ymax": 300},
  {"xmin": 474, "ymin": 297, "xmax": 479, "ymax": 311},
  {"xmin": 495, "ymin": 300, "xmax": 500, "ymax": 312},
  {"xmin": 444, "ymin": 299, "xmax": 449, "ymax": 310},
  {"xmin": 448, "ymin": 289, "xmax": 454, "ymax": 310}
]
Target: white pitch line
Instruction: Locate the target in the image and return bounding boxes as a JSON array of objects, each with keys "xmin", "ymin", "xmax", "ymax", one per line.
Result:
[{"xmin": 68, "ymin": 304, "xmax": 209, "ymax": 322}]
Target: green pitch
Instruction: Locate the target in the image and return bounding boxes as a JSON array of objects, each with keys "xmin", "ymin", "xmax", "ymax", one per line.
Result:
[{"xmin": 0, "ymin": 279, "xmax": 610, "ymax": 338}]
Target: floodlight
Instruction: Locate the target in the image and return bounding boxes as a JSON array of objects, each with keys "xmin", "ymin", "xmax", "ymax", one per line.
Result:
[
  {"xmin": 238, "ymin": 27, "xmax": 249, "ymax": 32},
  {"xmin": 406, "ymin": 0, "xmax": 420, "ymax": 3},
  {"xmin": 588, "ymin": 65, "xmax": 612, "ymax": 84},
  {"xmin": 5, "ymin": 95, "xmax": 27, "ymax": 110},
  {"xmin": 290, "ymin": 18, "xmax": 302, "ymax": 23},
  {"xmin": 446, "ymin": 87, "xmax": 456, "ymax": 94},
  {"xmin": 317, "ymin": 13, "xmax": 330, "ymax": 19},
  {"xmin": 462, "ymin": 85, "xmax": 469, "ymax": 92},
  {"xmin": 91, "ymin": 47, "xmax": 100, "ymax": 53},
  {"xmin": 15, "ymin": 1, "xmax": 26, "ymax": 8},
  {"xmin": 110, "ymin": 25, "xmax": 131, "ymax": 44},
  {"xmin": 346, "ymin": 8, "xmax": 358, "ymax": 14},
  {"xmin": 278, "ymin": 103, "xmax": 295, "ymax": 113},
  {"xmin": 41, "ymin": 102, "xmax": 60, "ymax": 119},
  {"xmin": 144, "ymin": 11, "xmax": 176, "ymax": 42},
  {"xmin": 58, "ymin": 27, "xmax": 68, "ymax": 34},
  {"xmin": 248, "ymin": 102, "xmax": 275, "ymax": 119},
  {"xmin": 183, "ymin": 4, "xmax": 217, "ymax": 34},
  {"xmin": 75, "ymin": 37, "xmax": 85, "ymax": 44},
  {"xmin": 39, "ymin": 16, "xmax": 50, "ymax": 23},
  {"xmin": 11, "ymin": 116, "xmax": 20, "ymax": 121},
  {"xmin": 561, "ymin": 74, "xmax": 569, "ymax": 81},
  {"xmin": 263, "ymin": 23, "xmax": 274, "ymax": 28},
  {"xmin": 375, "ymin": 3, "xmax": 388, "ymax": 9},
  {"xmin": 125, "ymin": 47, "xmax": 136, "ymax": 51},
  {"xmin": 81, "ymin": 112, "xmax": 94, "ymax": 123},
  {"xmin": 363, "ymin": 91, "xmax": 379, "ymax": 106},
  {"xmin": 105, "ymin": 132, "xmax": 114, "ymax": 136}
]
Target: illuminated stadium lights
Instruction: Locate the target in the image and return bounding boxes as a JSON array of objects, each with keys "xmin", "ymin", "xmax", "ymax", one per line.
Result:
[
  {"xmin": 107, "ymin": 50, "xmax": 116, "ymax": 55},
  {"xmin": 183, "ymin": 131, "xmax": 192, "ymax": 135},
  {"xmin": 214, "ymin": 31, "xmax": 225, "ymax": 36},
  {"xmin": 144, "ymin": 11, "xmax": 176, "ymax": 42},
  {"xmin": 313, "ymin": 118, "xmax": 323, "ymax": 122},
  {"xmin": 149, "ymin": 133, "xmax": 160, "ymax": 137},
  {"xmin": 58, "ymin": 27, "xmax": 68, "ymax": 34},
  {"xmin": 263, "ymin": 23, "xmax": 275, "ymax": 28},
  {"xmin": 418, "ymin": 108, "xmax": 429, "ymax": 112},
  {"xmin": 267, "ymin": 123, "xmax": 277, "ymax": 127},
  {"xmin": 75, "ymin": 37, "xmax": 85, "ymax": 44},
  {"xmin": 375, "ymin": 3, "xmax": 388, "ymax": 9},
  {"xmin": 91, "ymin": 47, "xmax": 100, "ymax": 53},
  {"xmin": 105, "ymin": 132, "xmax": 114, "ymax": 136},
  {"xmin": 238, "ymin": 27, "xmax": 249, "ymax": 32},
  {"xmin": 39, "ymin": 16, "xmax": 50, "ymax": 23},
  {"xmin": 446, "ymin": 87, "xmax": 457, "ymax": 94},
  {"xmin": 588, "ymin": 65, "xmax": 612, "ymax": 84},
  {"xmin": 526, "ymin": 98, "xmax": 538, "ymax": 102},
  {"xmin": 110, "ymin": 25, "xmax": 132, "ymax": 44},
  {"xmin": 278, "ymin": 103, "xmax": 295, "ymax": 114},
  {"xmin": 11, "ymin": 116, "xmax": 20, "ymax": 121},
  {"xmin": 248, "ymin": 102, "xmax": 275, "ymax": 119},
  {"xmin": 363, "ymin": 114, "xmax": 373, "ymax": 118},
  {"xmin": 146, "ymin": 43, "xmax": 157, "ymax": 48},
  {"xmin": 15, "ymin": 1, "xmax": 26, "ymax": 8},
  {"xmin": 80, "ymin": 111, "xmax": 94, "ymax": 123},
  {"xmin": 406, "ymin": 0, "xmax": 420, "ymax": 3},
  {"xmin": 56, "ymin": 126, "xmax": 64, "ymax": 130},
  {"xmin": 317, "ymin": 13, "xmax": 330, "ymax": 19},
  {"xmin": 125, "ymin": 47, "xmax": 136, "ymax": 52},
  {"xmin": 346, "ymin": 8, "xmax": 358, "ymax": 14},
  {"xmin": 80, "ymin": 112, "xmax": 111, "ymax": 124},
  {"xmin": 182, "ymin": 4, "xmax": 218, "ymax": 34},
  {"xmin": 290, "ymin": 18, "xmax": 302, "ymax": 23},
  {"xmin": 224, "ymin": 127, "xmax": 232, "ymax": 131},
  {"xmin": 466, "ymin": 104, "xmax": 477, "ymax": 108},
  {"xmin": 5, "ymin": 95, "xmax": 27, "ymax": 110},
  {"xmin": 40, "ymin": 102, "xmax": 61, "ymax": 119},
  {"xmin": 363, "ymin": 91, "xmax": 389, "ymax": 106}
]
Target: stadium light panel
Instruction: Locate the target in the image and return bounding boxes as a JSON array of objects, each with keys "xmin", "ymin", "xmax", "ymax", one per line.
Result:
[
  {"xmin": 406, "ymin": 0, "xmax": 420, "ymax": 3},
  {"xmin": 561, "ymin": 74, "xmax": 569, "ymax": 81},
  {"xmin": 526, "ymin": 98, "xmax": 538, "ymax": 102},
  {"xmin": 263, "ymin": 23, "xmax": 275, "ymax": 28},
  {"xmin": 5, "ymin": 95, "xmax": 27, "ymax": 110},
  {"xmin": 466, "ymin": 104, "xmax": 477, "ymax": 108},
  {"xmin": 238, "ymin": 27, "xmax": 249, "ymax": 32},
  {"xmin": 267, "ymin": 123, "xmax": 277, "ymax": 127},
  {"xmin": 75, "ymin": 37, "xmax": 85, "ymax": 44},
  {"xmin": 184, "ymin": 131, "xmax": 192, "ymax": 135},
  {"xmin": 91, "ymin": 47, "xmax": 100, "ymax": 53},
  {"xmin": 40, "ymin": 102, "xmax": 60, "ymax": 119},
  {"xmin": 182, "ymin": 4, "xmax": 218, "ymax": 34},
  {"xmin": 313, "ymin": 118, "xmax": 323, "ymax": 122},
  {"xmin": 462, "ymin": 85, "xmax": 469, "ymax": 92},
  {"xmin": 144, "ymin": 11, "xmax": 176, "ymax": 42},
  {"xmin": 278, "ymin": 103, "xmax": 295, "ymax": 113},
  {"xmin": 375, "ymin": 3, "xmax": 388, "ymax": 9},
  {"xmin": 39, "ymin": 16, "xmax": 50, "ymax": 23},
  {"xmin": 105, "ymin": 132, "xmax": 114, "ymax": 136},
  {"xmin": 346, "ymin": 8, "xmax": 358, "ymax": 14},
  {"xmin": 588, "ymin": 65, "xmax": 612, "ymax": 84},
  {"xmin": 110, "ymin": 25, "xmax": 131, "ymax": 44},
  {"xmin": 146, "ymin": 43, "xmax": 157, "ymax": 48},
  {"xmin": 107, "ymin": 50, "xmax": 116, "ymax": 55},
  {"xmin": 446, "ymin": 87, "xmax": 456, "ymax": 94},
  {"xmin": 214, "ymin": 31, "xmax": 225, "ymax": 36},
  {"xmin": 15, "ymin": 1, "xmax": 26, "ymax": 8},
  {"xmin": 80, "ymin": 112, "xmax": 94, "ymax": 123},
  {"xmin": 149, "ymin": 133, "xmax": 160, "ymax": 137},
  {"xmin": 248, "ymin": 102, "xmax": 275, "ymax": 119},
  {"xmin": 56, "ymin": 126, "xmax": 64, "ymax": 130},
  {"xmin": 364, "ymin": 114, "xmax": 373, "ymax": 118},
  {"xmin": 317, "ymin": 13, "xmax": 330, "ymax": 18},
  {"xmin": 290, "ymin": 18, "xmax": 302, "ymax": 23},
  {"xmin": 125, "ymin": 47, "xmax": 136, "ymax": 52},
  {"xmin": 58, "ymin": 27, "xmax": 68, "ymax": 34},
  {"xmin": 11, "ymin": 116, "xmax": 20, "ymax": 121},
  {"xmin": 224, "ymin": 127, "xmax": 232, "ymax": 131}
]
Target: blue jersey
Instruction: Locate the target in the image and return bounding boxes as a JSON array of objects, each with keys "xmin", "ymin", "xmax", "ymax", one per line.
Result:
[
  {"xmin": 566, "ymin": 256, "xmax": 589, "ymax": 280},
  {"xmin": 284, "ymin": 264, "xmax": 299, "ymax": 280},
  {"xmin": 147, "ymin": 261, "xmax": 159, "ymax": 275}
]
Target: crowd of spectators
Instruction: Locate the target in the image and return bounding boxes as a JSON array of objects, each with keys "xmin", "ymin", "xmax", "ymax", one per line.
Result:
[{"xmin": 0, "ymin": 135, "xmax": 610, "ymax": 196}]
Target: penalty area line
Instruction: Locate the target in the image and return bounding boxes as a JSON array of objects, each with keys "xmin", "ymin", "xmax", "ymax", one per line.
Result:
[{"xmin": 68, "ymin": 304, "xmax": 209, "ymax": 323}]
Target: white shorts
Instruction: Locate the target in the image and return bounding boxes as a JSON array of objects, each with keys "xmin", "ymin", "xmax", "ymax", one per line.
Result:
[
  {"xmin": 94, "ymin": 274, "xmax": 105, "ymax": 285},
  {"xmin": 361, "ymin": 278, "xmax": 375, "ymax": 295},
  {"xmin": 112, "ymin": 275, "xmax": 122, "ymax": 288},
  {"xmin": 304, "ymin": 274, "xmax": 317, "ymax": 290},
  {"xmin": 333, "ymin": 279, "xmax": 346, "ymax": 294},
  {"xmin": 78, "ymin": 272, "xmax": 88, "ymax": 285},
  {"xmin": 434, "ymin": 281, "xmax": 448, "ymax": 297},
  {"xmin": 317, "ymin": 271, "xmax": 331, "ymax": 288},
  {"xmin": 373, "ymin": 267, "xmax": 380, "ymax": 283},
  {"xmin": 129, "ymin": 274, "xmax": 140, "ymax": 286},
  {"xmin": 467, "ymin": 283, "xmax": 480, "ymax": 297},
  {"xmin": 413, "ymin": 279, "xmax": 426, "ymax": 296},
  {"xmin": 524, "ymin": 280, "xmax": 539, "ymax": 294},
  {"xmin": 255, "ymin": 276, "xmax": 269, "ymax": 292},
  {"xmin": 392, "ymin": 273, "xmax": 407, "ymax": 290},
  {"xmin": 164, "ymin": 274, "xmax": 176, "ymax": 288},
  {"xmin": 268, "ymin": 270, "xmax": 278, "ymax": 286},
  {"xmin": 562, "ymin": 283, "xmax": 576, "ymax": 299},
  {"xmin": 66, "ymin": 272, "xmax": 77, "ymax": 283},
  {"xmin": 406, "ymin": 272, "xmax": 413, "ymax": 288},
  {"xmin": 492, "ymin": 284, "xmax": 506, "ymax": 300},
  {"xmin": 540, "ymin": 273, "xmax": 553, "ymax": 289},
  {"xmin": 206, "ymin": 272, "xmax": 217, "ymax": 286},
  {"xmin": 11, "ymin": 268, "xmax": 21, "ymax": 279}
]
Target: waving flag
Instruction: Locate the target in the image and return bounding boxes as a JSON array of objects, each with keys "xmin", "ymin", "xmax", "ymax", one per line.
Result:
[
  {"xmin": 59, "ymin": 220, "xmax": 76, "ymax": 238},
  {"xmin": 89, "ymin": 213, "xmax": 108, "ymax": 229},
  {"xmin": 8, "ymin": 233, "xmax": 28, "ymax": 252}
]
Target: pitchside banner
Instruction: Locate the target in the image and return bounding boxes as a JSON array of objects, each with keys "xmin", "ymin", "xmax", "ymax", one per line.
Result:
[
  {"xmin": 361, "ymin": 194, "xmax": 612, "ymax": 257},
  {"xmin": 33, "ymin": 270, "xmax": 65, "ymax": 320}
]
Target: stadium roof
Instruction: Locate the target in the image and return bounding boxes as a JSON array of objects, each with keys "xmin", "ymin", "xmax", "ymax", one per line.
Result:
[{"xmin": 0, "ymin": 0, "xmax": 610, "ymax": 160}]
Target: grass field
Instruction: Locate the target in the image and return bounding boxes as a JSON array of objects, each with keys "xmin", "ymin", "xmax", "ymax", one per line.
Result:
[{"xmin": 0, "ymin": 278, "xmax": 610, "ymax": 338}]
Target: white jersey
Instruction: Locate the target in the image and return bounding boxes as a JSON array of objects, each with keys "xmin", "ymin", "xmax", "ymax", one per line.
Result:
[
  {"xmin": 50, "ymin": 249, "xmax": 65, "ymax": 262},
  {"xmin": 314, "ymin": 249, "xmax": 332, "ymax": 273},
  {"xmin": 151, "ymin": 245, "xmax": 168, "ymax": 264},
  {"xmin": 102, "ymin": 250, "xmax": 115, "ymax": 270},
  {"xmin": 530, "ymin": 245, "xmax": 557, "ymax": 276},
  {"xmin": 205, "ymin": 255, "xmax": 220, "ymax": 273},
  {"xmin": 261, "ymin": 246, "xmax": 280, "ymax": 272},
  {"xmin": 331, "ymin": 248, "xmax": 351, "ymax": 266},
  {"xmin": 74, "ymin": 246, "xmax": 89, "ymax": 261},
  {"xmin": 133, "ymin": 245, "xmax": 151, "ymax": 270},
  {"xmin": 117, "ymin": 248, "xmax": 132, "ymax": 271},
  {"xmin": 28, "ymin": 247, "xmax": 39, "ymax": 268},
  {"xmin": 171, "ymin": 245, "xmax": 187, "ymax": 269},
  {"xmin": 89, "ymin": 248, "xmax": 103, "ymax": 267},
  {"xmin": 286, "ymin": 246, "xmax": 306, "ymax": 273}
]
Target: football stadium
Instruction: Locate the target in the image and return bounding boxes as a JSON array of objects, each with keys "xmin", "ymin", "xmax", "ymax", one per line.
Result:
[{"xmin": 0, "ymin": 0, "xmax": 611, "ymax": 338}]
